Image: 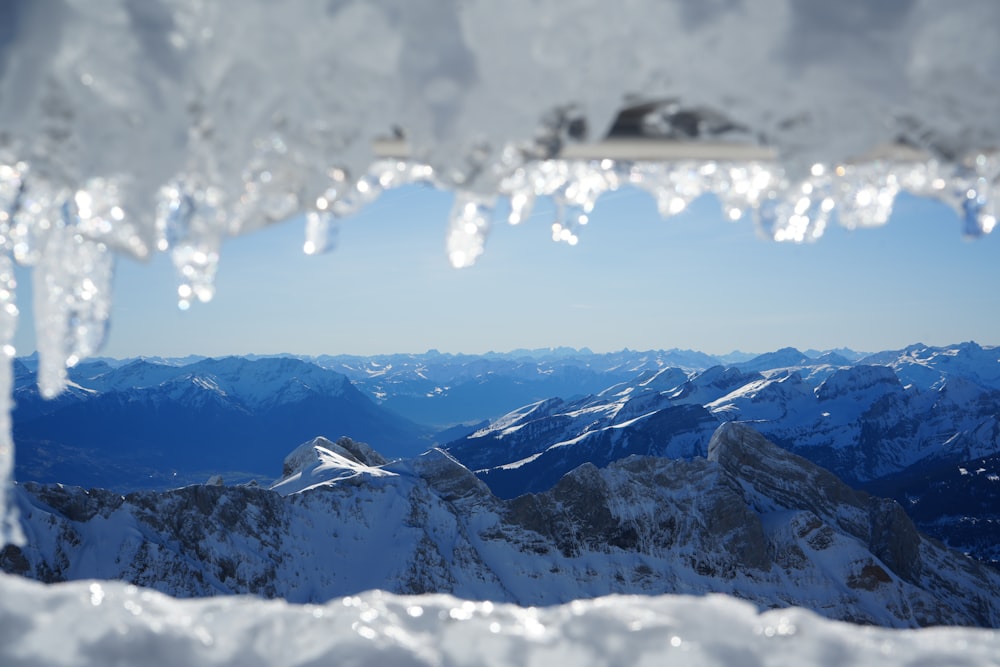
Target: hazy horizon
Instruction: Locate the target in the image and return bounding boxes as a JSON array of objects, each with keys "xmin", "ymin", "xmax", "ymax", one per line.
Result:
[{"xmin": 11, "ymin": 184, "xmax": 999, "ymax": 360}]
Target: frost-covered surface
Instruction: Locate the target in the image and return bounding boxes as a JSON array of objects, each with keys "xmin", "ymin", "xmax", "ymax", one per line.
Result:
[{"xmin": 1, "ymin": 576, "xmax": 998, "ymax": 667}]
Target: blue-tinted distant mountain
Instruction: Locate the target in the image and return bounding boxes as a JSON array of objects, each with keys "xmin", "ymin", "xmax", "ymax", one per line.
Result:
[
  {"xmin": 804, "ymin": 347, "xmax": 868, "ymax": 362},
  {"xmin": 857, "ymin": 341, "xmax": 1000, "ymax": 391},
  {"xmin": 14, "ymin": 357, "xmax": 431, "ymax": 490},
  {"xmin": 811, "ymin": 351, "xmax": 853, "ymax": 366},
  {"xmin": 666, "ymin": 365, "xmax": 763, "ymax": 405},
  {"xmin": 313, "ymin": 348, "xmax": 723, "ymax": 426},
  {"xmin": 714, "ymin": 350, "xmax": 759, "ymax": 364},
  {"xmin": 734, "ymin": 347, "xmax": 815, "ymax": 373}
]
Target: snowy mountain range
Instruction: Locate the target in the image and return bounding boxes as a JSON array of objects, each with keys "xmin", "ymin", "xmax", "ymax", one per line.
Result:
[
  {"xmin": 5, "ymin": 423, "xmax": 1000, "ymax": 628},
  {"xmin": 440, "ymin": 343, "xmax": 1000, "ymax": 564},
  {"xmin": 11, "ymin": 342, "xmax": 1000, "ymax": 569}
]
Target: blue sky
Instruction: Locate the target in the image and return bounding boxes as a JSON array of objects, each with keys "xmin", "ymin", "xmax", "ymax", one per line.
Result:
[{"xmin": 13, "ymin": 184, "xmax": 1000, "ymax": 358}]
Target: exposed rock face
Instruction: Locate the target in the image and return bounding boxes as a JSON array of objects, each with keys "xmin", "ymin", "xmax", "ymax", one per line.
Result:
[
  {"xmin": 709, "ymin": 424, "xmax": 935, "ymax": 589},
  {"xmin": 6, "ymin": 426, "xmax": 1000, "ymax": 628}
]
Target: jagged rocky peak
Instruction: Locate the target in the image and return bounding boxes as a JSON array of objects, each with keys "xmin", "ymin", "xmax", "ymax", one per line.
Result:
[
  {"xmin": 281, "ymin": 436, "xmax": 388, "ymax": 478},
  {"xmin": 708, "ymin": 422, "xmax": 872, "ymax": 533},
  {"xmin": 18, "ymin": 482, "xmax": 125, "ymax": 523},
  {"xmin": 705, "ymin": 422, "xmax": 1000, "ymax": 625},
  {"xmin": 390, "ymin": 448, "xmax": 492, "ymax": 503},
  {"xmin": 329, "ymin": 436, "xmax": 389, "ymax": 468},
  {"xmin": 7, "ymin": 419, "xmax": 1000, "ymax": 627},
  {"xmin": 812, "ymin": 350, "xmax": 853, "ymax": 366}
]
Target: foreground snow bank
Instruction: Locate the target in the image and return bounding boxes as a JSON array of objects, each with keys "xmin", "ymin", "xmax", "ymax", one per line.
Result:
[{"xmin": 0, "ymin": 575, "xmax": 996, "ymax": 667}]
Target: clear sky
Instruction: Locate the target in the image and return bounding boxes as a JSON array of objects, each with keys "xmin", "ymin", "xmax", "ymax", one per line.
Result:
[{"xmin": 12, "ymin": 183, "xmax": 1000, "ymax": 359}]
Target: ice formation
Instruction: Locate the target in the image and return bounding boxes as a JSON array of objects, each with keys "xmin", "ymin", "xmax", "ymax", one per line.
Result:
[
  {"xmin": 1, "ymin": 1, "xmax": 999, "ymax": 659},
  {"xmin": 0, "ymin": 0, "xmax": 997, "ymax": 545},
  {"xmin": 1, "ymin": 577, "xmax": 999, "ymax": 667}
]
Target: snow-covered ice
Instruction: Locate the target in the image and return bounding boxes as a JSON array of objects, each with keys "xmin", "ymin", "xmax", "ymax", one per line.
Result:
[{"xmin": 0, "ymin": 574, "xmax": 998, "ymax": 667}]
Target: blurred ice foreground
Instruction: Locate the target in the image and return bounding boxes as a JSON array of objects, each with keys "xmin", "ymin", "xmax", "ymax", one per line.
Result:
[{"xmin": 0, "ymin": 2, "xmax": 999, "ymax": 662}]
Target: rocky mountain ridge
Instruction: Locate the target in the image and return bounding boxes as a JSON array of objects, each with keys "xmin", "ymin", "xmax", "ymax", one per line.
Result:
[
  {"xmin": 5, "ymin": 424, "xmax": 1000, "ymax": 629},
  {"xmin": 438, "ymin": 346, "xmax": 1000, "ymax": 563}
]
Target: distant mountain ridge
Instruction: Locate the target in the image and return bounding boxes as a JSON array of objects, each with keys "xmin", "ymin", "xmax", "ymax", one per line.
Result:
[{"xmin": 13, "ymin": 356, "xmax": 432, "ymax": 490}]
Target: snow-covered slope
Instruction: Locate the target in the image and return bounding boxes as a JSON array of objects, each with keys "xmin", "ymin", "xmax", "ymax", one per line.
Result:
[
  {"xmin": 707, "ymin": 364, "xmax": 1000, "ymax": 485},
  {"xmin": 6, "ymin": 425, "xmax": 1000, "ymax": 629},
  {"xmin": 270, "ymin": 436, "xmax": 392, "ymax": 496},
  {"xmin": 446, "ymin": 390, "xmax": 717, "ymax": 498}
]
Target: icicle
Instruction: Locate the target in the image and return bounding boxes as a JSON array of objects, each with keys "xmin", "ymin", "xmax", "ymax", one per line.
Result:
[
  {"xmin": 303, "ymin": 161, "xmax": 435, "ymax": 255},
  {"xmin": 506, "ymin": 188, "xmax": 536, "ymax": 226},
  {"xmin": 447, "ymin": 193, "xmax": 493, "ymax": 268},
  {"xmin": 71, "ymin": 178, "xmax": 149, "ymax": 259},
  {"xmin": 156, "ymin": 181, "xmax": 225, "ymax": 310},
  {"xmin": 757, "ymin": 169, "xmax": 835, "ymax": 243},
  {"xmin": 493, "ymin": 144, "xmax": 540, "ymax": 226},
  {"xmin": 0, "ymin": 330, "xmax": 20, "ymax": 547},
  {"xmin": 0, "ymin": 167, "xmax": 23, "ymax": 544},
  {"xmin": 302, "ymin": 171, "xmax": 351, "ymax": 256},
  {"xmin": 232, "ymin": 134, "xmax": 302, "ymax": 235},
  {"xmin": 548, "ymin": 160, "xmax": 620, "ymax": 246},
  {"xmin": 0, "ymin": 162, "xmax": 27, "ymax": 227},
  {"xmin": 10, "ymin": 180, "xmax": 65, "ymax": 267},
  {"xmin": 33, "ymin": 227, "xmax": 113, "ymax": 398},
  {"xmin": 956, "ymin": 153, "xmax": 998, "ymax": 237},
  {"xmin": 630, "ymin": 161, "xmax": 713, "ymax": 220},
  {"xmin": 303, "ymin": 211, "xmax": 338, "ymax": 255},
  {"xmin": 712, "ymin": 163, "xmax": 779, "ymax": 222},
  {"xmin": 833, "ymin": 163, "xmax": 901, "ymax": 230}
]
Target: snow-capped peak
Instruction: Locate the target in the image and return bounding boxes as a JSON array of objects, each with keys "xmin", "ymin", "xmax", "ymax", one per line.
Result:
[{"xmin": 270, "ymin": 436, "xmax": 393, "ymax": 496}]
